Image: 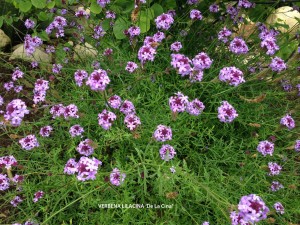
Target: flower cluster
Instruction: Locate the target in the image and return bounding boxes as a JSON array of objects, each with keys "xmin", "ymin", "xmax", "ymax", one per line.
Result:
[
  {"xmin": 0, "ymin": 174, "xmax": 10, "ymax": 191},
  {"xmin": 257, "ymin": 140, "xmax": 274, "ymax": 156},
  {"xmin": 218, "ymin": 27, "xmax": 232, "ymax": 43},
  {"xmin": 24, "ymin": 35, "xmax": 43, "ymax": 55},
  {"xmin": 295, "ymin": 140, "xmax": 300, "ymax": 152},
  {"xmin": 138, "ymin": 45, "xmax": 157, "ymax": 65},
  {"xmin": 74, "ymin": 70, "xmax": 88, "ymax": 86},
  {"xmin": 110, "ymin": 168, "xmax": 126, "ymax": 186},
  {"xmin": 153, "ymin": 125, "xmax": 172, "ymax": 142},
  {"xmin": 124, "ymin": 114, "xmax": 141, "ymax": 131},
  {"xmin": 12, "ymin": 68, "xmax": 24, "ymax": 81},
  {"xmin": 258, "ymin": 23, "xmax": 279, "ymax": 55},
  {"xmin": 52, "ymin": 64, "xmax": 62, "ymax": 74},
  {"xmin": 192, "ymin": 52, "xmax": 213, "ymax": 70},
  {"xmin": 33, "ymin": 79, "xmax": 49, "ymax": 104},
  {"xmin": 230, "ymin": 194, "xmax": 269, "ymax": 224},
  {"xmin": 190, "ymin": 9, "xmax": 202, "ymax": 20},
  {"xmin": 169, "ymin": 92, "xmax": 189, "ymax": 113},
  {"xmin": 50, "ymin": 104, "xmax": 79, "ymax": 119},
  {"xmin": 127, "ymin": 26, "xmax": 141, "ymax": 38},
  {"xmin": 93, "ymin": 25, "xmax": 105, "ymax": 39},
  {"xmin": 19, "ymin": 134, "xmax": 39, "ymax": 150},
  {"xmin": 76, "ymin": 139, "xmax": 95, "ymax": 156},
  {"xmin": 155, "ymin": 13, "xmax": 174, "ymax": 30},
  {"xmin": 125, "ymin": 61, "xmax": 138, "ymax": 73},
  {"xmin": 97, "ymin": 0, "xmax": 110, "ymax": 7},
  {"xmin": 98, "ymin": 109, "xmax": 117, "ymax": 130},
  {"xmin": 209, "ymin": 3, "xmax": 219, "ymax": 13},
  {"xmin": 229, "ymin": 37, "xmax": 248, "ymax": 55},
  {"xmin": 46, "ymin": 16, "xmax": 68, "ymax": 38},
  {"xmin": 39, "ymin": 126, "xmax": 53, "ymax": 137},
  {"xmin": 280, "ymin": 114, "xmax": 295, "ymax": 130},
  {"xmin": 0, "ymin": 155, "xmax": 18, "ymax": 169},
  {"xmin": 108, "ymin": 95, "xmax": 122, "ymax": 109},
  {"xmin": 219, "ymin": 67, "xmax": 245, "ymax": 86},
  {"xmin": 218, "ymin": 101, "xmax": 238, "ymax": 123},
  {"xmin": 268, "ymin": 162, "xmax": 282, "ymax": 176},
  {"xmin": 120, "ymin": 100, "xmax": 135, "ymax": 115},
  {"xmin": 159, "ymin": 144, "xmax": 176, "ymax": 161},
  {"xmin": 269, "ymin": 57, "xmax": 287, "ymax": 72},
  {"xmin": 238, "ymin": 0, "xmax": 254, "ymax": 8},
  {"xmin": 11, "ymin": 196, "xmax": 23, "ymax": 207},
  {"xmin": 24, "ymin": 19, "xmax": 35, "ymax": 29},
  {"xmin": 69, "ymin": 124, "xmax": 84, "ymax": 137},
  {"xmin": 186, "ymin": 99, "xmax": 205, "ymax": 116},
  {"xmin": 273, "ymin": 202, "xmax": 284, "ymax": 214},
  {"xmin": 86, "ymin": 69, "xmax": 110, "ymax": 91},
  {"xmin": 270, "ymin": 181, "xmax": 284, "ymax": 192},
  {"xmin": 170, "ymin": 41, "xmax": 182, "ymax": 52},
  {"xmin": 75, "ymin": 8, "xmax": 90, "ymax": 19},
  {"xmin": 33, "ymin": 191, "xmax": 44, "ymax": 203},
  {"xmin": 4, "ymin": 99, "xmax": 29, "ymax": 126}
]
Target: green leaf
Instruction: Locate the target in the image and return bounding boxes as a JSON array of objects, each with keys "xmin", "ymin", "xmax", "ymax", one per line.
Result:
[
  {"xmin": 47, "ymin": 1, "xmax": 55, "ymax": 9},
  {"xmin": 151, "ymin": 3, "xmax": 163, "ymax": 18},
  {"xmin": 19, "ymin": 0, "xmax": 32, "ymax": 12},
  {"xmin": 31, "ymin": 0, "xmax": 46, "ymax": 9},
  {"xmin": 137, "ymin": 10, "xmax": 153, "ymax": 33},
  {"xmin": 102, "ymin": 19, "xmax": 111, "ymax": 31},
  {"xmin": 38, "ymin": 11, "xmax": 48, "ymax": 21},
  {"xmin": 113, "ymin": 18, "xmax": 129, "ymax": 39},
  {"xmin": 161, "ymin": 0, "xmax": 176, "ymax": 9},
  {"xmin": 90, "ymin": 1, "xmax": 102, "ymax": 14},
  {"xmin": 38, "ymin": 30, "xmax": 50, "ymax": 41}
]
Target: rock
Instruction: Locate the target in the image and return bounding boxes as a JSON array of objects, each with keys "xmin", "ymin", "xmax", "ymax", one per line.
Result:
[
  {"xmin": 266, "ymin": 6, "xmax": 300, "ymax": 34},
  {"xmin": 9, "ymin": 44, "xmax": 51, "ymax": 63},
  {"xmin": 73, "ymin": 42, "xmax": 98, "ymax": 61},
  {"xmin": 0, "ymin": 29, "xmax": 11, "ymax": 48},
  {"xmin": 236, "ymin": 17, "xmax": 256, "ymax": 39}
]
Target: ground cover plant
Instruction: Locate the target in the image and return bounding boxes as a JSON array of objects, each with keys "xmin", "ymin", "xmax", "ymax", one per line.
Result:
[{"xmin": 0, "ymin": 0, "xmax": 300, "ymax": 224}]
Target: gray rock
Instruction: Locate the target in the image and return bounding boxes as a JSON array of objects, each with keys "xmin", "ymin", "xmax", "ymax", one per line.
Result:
[
  {"xmin": 9, "ymin": 44, "xmax": 51, "ymax": 63},
  {"xmin": 0, "ymin": 29, "xmax": 11, "ymax": 48},
  {"xmin": 74, "ymin": 42, "xmax": 98, "ymax": 61}
]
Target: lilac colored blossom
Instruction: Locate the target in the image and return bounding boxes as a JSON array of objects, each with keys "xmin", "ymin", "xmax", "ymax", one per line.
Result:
[
  {"xmin": 75, "ymin": 8, "xmax": 90, "ymax": 19},
  {"xmin": 33, "ymin": 79, "xmax": 49, "ymax": 104},
  {"xmin": 294, "ymin": 140, "xmax": 300, "ymax": 152},
  {"xmin": 24, "ymin": 35, "xmax": 42, "ymax": 55},
  {"xmin": 160, "ymin": 144, "xmax": 176, "ymax": 161},
  {"xmin": 125, "ymin": 61, "xmax": 138, "ymax": 73},
  {"xmin": 270, "ymin": 181, "xmax": 284, "ymax": 192},
  {"xmin": 52, "ymin": 64, "xmax": 62, "ymax": 74},
  {"xmin": 268, "ymin": 162, "xmax": 282, "ymax": 176},
  {"xmin": 227, "ymin": 6, "xmax": 239, "ymax": 20},
  {"xmin": 0, "ymin": 155, "xmax": 18, "ymax": 169},
  {"xmin": 192, "ymin": 52, "xmax": 213, "ymax": 70},
  {"xmin": 11, "ymin": 196, "xmax": 23, "ymax": 207},
  {"xmin": 50, "ymin": 104, "xmax": 65, "ymax": 119},
  {"xmin": 103, "ymin": 48, "xmax": 113, "ymax": 56},
  {"xmin": 64, "ymin": 158, "xmax": 78, "ymax": 174},
  {"xmin": 171, "ymin": 53, "xmax": 192, "ymax": 76},
  {"xmin": 187, "ymin": 99, "xmax": 205, "ymax": 116},
  {"xmin": 153, "ymin": 31, "xmax": 165, "ymax": 42},
  {"xmin": 106, "ymin": 10, "xmax": 116, "ymax": 19},
  {"xmin": 69, "ymin": 125, "xmax": 84, "ymax": 137},
  {"xmin": 120, "ymin": 100, "xmax": 135, "ymax": 115},
  {"xmin": 219, "ymin": 67, "xmax": 245, "ymax": 86},
  {"xmin": 61, "ymin": 9, "xmax": 68, "ymax": 15},
  {"xmin": 153, "ymin": 125, "xmax": 172, "ymax": 142},
  {"xmin": 238, "ymin": 0, "xmax": 254, "ymax": 8},
  {"xmin": 97, "ymin": 0, "xmax": 110, "ymax": 7},
  {"xmin": 108, "ymin": 95, "xmax": 122, "ymax": 109},
  {"xmin": 169, "ymin": 92, "xmax": 189, "ymax": 113},
  {"xmin": 261, "ymin": 36, "xmax": 279, "ymax": 55},
  {"xmin": 280, "ymin": 79, "xmax": 292, "ymax": 92},
  {"xmin": 98, "ymin": 109, "xmax": 117, "ymax": 130},
  {"xmin": 46, "ymin": 16, "xmax": 67, "ymax": 38},
  {"xmin": 12, "ymin": 174, "xmax": 24, "ymax": 184},
  {"xmin": 93, "ymin": 25, "xmax": 105, "ymax": 40},
  {"xmin": 24, "ymin": 221, "xmax": 38, "ymax": 225},
  {"xmin": 74, "ymin": 70, "xmax": 88, "ymax": 86},
  {"xmin": 189, "ymin": 69, "xmax": 204, "ymax": 82},
  {"xmin": 209, "ymin": 3, "xmax": 219, "ymax": 13},
  {"xmin": 25, "ymin": 19, "xmax": 35, "ymax": 29},
  {"xmin": 14, "ymin": 86, "xmax": 23, "ymax": 93},
  {"xmin": 19, "ymin": 134, "xmax": 39, "ymax": 150},
  {"xmin": 138, "ymin": 45, "xmax": 157, "ymax": 64},
  {"xmin": 46, "ymin": 45, "xmax": 55, "ymax": 54},
  {"xmin": 170, "ymin": 166, "xmax": 176, "ymax": 173},
  {"xmin": 280, "ymin": 114, "xmax": 295, "ymax": 130},
  {"xmin": 39, "ymin": 126, "xmax": 53, "ymax": 137},
  {"xmin": 12, "ymin": 68, "xmax": 24, "ymax": 81},
  {"xmin": 257, "ymin": 140, "xmax": 274, "ymax": 156},
  {"xmin": 190, "ymin": 9, "xmax": 202, "ymax": 20},
  {"xmin": 274, "ymin": 202, "xmax": 284, "ymax": 214},
  {"xmin": 92, "ymin": 61, "xmax": 100, "ymax": 69},
  {"xmin": 143, "ymin": 36, "xmax": 157, "ymax": 47},
  {"xmin": 86, "ymin": 69, "xmax": 110, "ymax": 91},
  {"xmin": 218, "ymin": 101, "xmax": 238, "ymax": 123},
  {"xmin": 128, "ymin": 26, "xmax": 141, "ymax": 37},
  {"xmin": 110, "ymin": 168, "xmax": 126, "ymax": 186},
  {"xmin": 187, "ymin": 0, "xmax": 198, "ymax": 5},
  {"xmin": 167, "ymin": 10, "xmax": 176, "ymax": 17},
  {"xmin": 230, "ymin": 211, "xmax": 248, "ymax": 225},
  {"xmin": 64, "ymin": 104, "xmax": 79, "ymax": 119},
  {"xmin": 229, "ymin": 37, "xmax": 248, "ymax": 54},
  {"xmin": 269, "ymin": 57, "xmax": 287, "ymax": 72},
  {"xmin": 124, "ymin": 114, "xmax": 141, "ymax": 131},
  {"xmin": 77, "ymin": 139, "xmax": 95, "ymax": 156},
  {"xmin": 0, "ymin": 95, "xmax": 3, "ymax": 106},
  {"xmin": 155, "ymin": 13, "xmax": 174, "ymax": 30},
  {"xmin": 4, "ymin": 81, "xmax": 14, "ymax": 91},
  {"xmin": 4, "ymin": 99, "xmax": 29, "ymax": 126},
  {"xmin": 33, "ymin": 191, "xmax": 44, "ymax": 203},
  {"xmin": 76, "ymin": 156, "xmax": 102, "ymax": 181},
  {"xmin": 0, "ymin": 174, "xmax": 10, "ymax": 191},
  {"xmin": 202, "ymin": 222, "xmax": 209, "ymax": 225},
  {"xmin": 170, "ymin": 42, "xmax": 182, "ymax": 52}
]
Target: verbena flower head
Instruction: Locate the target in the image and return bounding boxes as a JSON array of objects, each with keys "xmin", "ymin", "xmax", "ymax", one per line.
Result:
[
  {"xmin": 12, "ymin": 174, "xmax": 24, "ymax": 184},
  {"xmin": 186, "ymin": 99, "xmax": 205, "ymax": 116},
  {"xmin": 269, "ymin": 57, "xmax": 287, "ymax": 72},
  {"xmin": 153, "ymin": 125, "xmax": 172, "ymax": 142},
  {"xmin": 128, "ymin": 26, "xmax": 141, "ymax": 37},
  {"xmin": 190, "ymin": 9, "xmax": 202, "ymax": 20},
  {"xmin": 209, "ymin": 3, "xmax": 219, "ymax": 13},
  {"xmin": 76, "ymin": 139, "xmax": 95, "ymax": 156},
  {"xmin": 110, "ymin": 168, "xmax": 126, "ymax": 186},
  {"xmin": 4, "ymin": 81, "xmax": 14, "ymax": 91},
  {"xmin": 218, "ymin": 27, "xmax": 232, "ymax": 43},
  {"xmin": 268, "ymin": 162, "xmax": 282, "ymax": 176},
  {"xmin": 97, "ymin": 0, "xmax": 110, "ymax": 7},
  {"xmin": 106, "ymin": 10, "xmax": 116, "ymax": 19},
  {"xmin": 125, "ymin": 61, "xmax": 138, "ymax": 73},
  {"xmin": 120, "ymin": 100, "xmax": 135, "ymax": 115},
  {"xmin": 294, "ymin": 140, "xmax": 300, "ymax": 152},
  {"xmin": 229, "ymin": 37, "xmax": 249, "ymax": 54},
  {"xmin": 11, "ymin": 196, "xmax": 23, "ymax": 207},
  {"xmin": 138, "ymin": 45, "xmax": 157, "ymax": 64},
  {"xmin": 280, "ymin": 114, "xmax": 295, "ymax": 130},
  {"xmin": 0, "ymin": 155, "xmax": 18, "ymax": 169},
  {"xmin": 192, "ymin": 52, "xmax": 213, "ymax": 70},
  {"xmin": 202, "ymin": 222, "xmax": 209, "ymax": 225},
  {"xmin": 64, "ymin": 104, "xmax": 79, "ymax": 119},
  {"xmin": 270, "ymin": 181, "xmax": 284, "ymax": 192},
  {"xmin": 76, "ymin": 156, "xmax": 102, "ymax": 181},
  {"xmin": 124, "ymin": 114, "xmax": 141, "ymax": 131},
  {"xmin": 74, "ymin": 70, "xmax": 88, "ymax": 87},
  {"xmin": 64, "ymin": 158, "xmax": 78, "ymax": 175},
  {"xmin": 159, "ymin": 144, "xmax": 176, "ymax": 161},
  {"xmin": 153, "ymin": 31, "xmax": 165, "ymax": 42},
  {"xmin": 218, "ymin": 101, "xmax": 238, "ymax": 123},
  {"xmin": 170, "ymin": 166, "xmax": 176, "ymax": 173},
  {"xmin": 170, "ymin": 41, "xmax": 182, "ymax": 52},
  {"xmin": 25, "ymin": 19, "xmax": 35, "ymax": 29},
  {"xmin": 39, "ymin": 126, "xmax": 53, "ymax": 137},
  {"xmin": 187, "ymin": 0, "xmax": 198, "ymax": 5},
  {"xmin": 46, "ymin": 16, "xmax": 67, "ymax": 38},
  {"xmin": 238, "ymin": 0, "xmax": 254, "ymax": 8},
  {"xmin": 0, "ymin": 174, "xmax": 10, "ymax": 191},
  {"xmin": 12, "ymin": 68, "xmax": 24, "ymax": 81},
  {"xmin": 93, "ymin": 25, "xmax": 105, "ymax": 39},
  {"xmin": 98, "ymin": 109, "xmax": 117, "ymax": 130},
  {"xmin": 50, "ymin": 104, "xmax": 65, "ymax": 119},
  {"xmin": 19, "ymin": 134, "xmax": 39, "ymax": 150},
  {"xmin": 260, "ymin": 36, "xmax": 279, "ymax": 55},
  {"xmin": 171, "ymin": 53, "xmax": 192, "ymax": 76},
  {"xmin": 189, "ymin": 69, "xmax": 204, "ymax": 82},
  {"xmin": 155, "ymin": 13, "xmax": 174, "ymax": 30},
  {"xmin": 257, "ymin": 140, "xmax": 274, "ymax": 156},
  {"xmin": 75, "ymin": 8, "xmax": 90, "ymax": 19},
  {"xmin": 24, "ymin": 35, "xmax": 42, "ymax": 55},
  {"xmin": 219, "ymin": 67, "xmax": 245, "ymax": 86},
  {"xmin": 108, "ymin": 95, "xmax": 122, "ymax": 109},
  {"xmin": 273, "ymin": 202, "xmax": 284, "ymax": 214},
  {"xmin": 169, "ymin": 92, "xmax": 189, "ymax": 113},
  {"xmin": 86, "ymin": 69, "xmax": 110, "ymax": 91},
  {"xmin": 69, "ymin": 125, "xmax": 84, "ymax": 137},
  {"xmin": 33, "ymin": 191, "xmax": 44, "ymax": 203}
]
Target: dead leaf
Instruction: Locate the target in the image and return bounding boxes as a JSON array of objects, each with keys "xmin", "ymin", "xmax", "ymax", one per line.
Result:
[
  {"xmin": 166, "ymin": 192, "xmax": 178, "ymax": 199},
  {"xmin": 87, "ymin": 139, "xmax": 98, "ymax": 149},
  {"xmin": 239, "ymin": 93, "xmax": 266, "ymax": 103},
  {"xmin": 248, "ymin": 123, "xmax": 261, "ymax": 128},
  {"xmin": 9, "ymin": 134, "xmax": 23, "ymax": 139}
]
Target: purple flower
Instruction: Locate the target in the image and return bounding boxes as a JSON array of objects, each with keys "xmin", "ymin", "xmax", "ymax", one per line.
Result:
[
  {"xmin": 269, "ymin": 57, "xmax": 287, "ymax": 72},
  {"xmin": 218, "ymin": 101, "xmax": 238, "ymax": 123},
  {"xmin": 153, "ymin": 31, "xmax": 165, "ymax": 42},
  {"xmin": 170, "ymin": 41, "xmax": 182, "ymax": 52},
  {"xmin": 76, "ymin": 139, "xmax": 95, "ymax": 156},
  {"xmin": 52, "ymin": 64, "xmax": 62, "ymax": 74},
  {"xmin": 159, "ymin": 144, "xmax": 176, "ymax": 161},
  {"xmin": 110, "ymin": 168, "xmax": 126, "ymax": 186},
  {"xmin": 33, "ymin": 79, "xmax": 49, "ymax": 104},
  {"xmin": 0, "ymin": 174, "xmax": 10, "ymax": 191},
  {"xmin": 103, "ymin": 48, "xmax": 113, "ymax": 56},
  {"xmin": 0, "ymin": 95, "xmax": 3, "ymax": 106},
  {"xmin": 97, "ymin": 0, "xmax": 110, "ymax": 7},
  {"xmin": 46, "ymin": 16, "xmax": 67, "ymax": 38},
  {"xmin": 12, "ymin": 174, "xmax": 24, "ymax": 184},
  {"xmin": 25, "ymin": 19, "xmax": 35, "ymax": 29},
  {"xmin": 189, "ymin": 69, "xmax": 204, "ymax": 82},
  {"xmin": 238, "ymin": 0, "xmax": 254, "ymax": 8},
  {"xmin": 14, "ymin": 85, "xmax": 23, "ymax": 93},
  {"xmin": 86, "ymin": 69, "xmax": 110, "ymax": 91},
  {"xmin": 50, "ymin": 104, "xmax": 65, "ymax": 119},
  {"xmin": 280, "ymin": 114, "xmax": 295, "ymax": 130},
  {"xmin": 64, "ymin": 158, "xmax": 78, "ymax": 174},
  {"xmin": 46, "ymin": 45, "xmax": 55, "ymax": 54},
  {"xmin": 33, "ymin": 191, "xmax": 44, "ymax": 203},
  {"xmin": 153, "ymin": 125, "xmax": 172, "ymax": 142},
  {"xmin": 12, "ymin": 68, "xmax": 24, "ymax": 81},
  {"xmin": 39, "ymin": 126, "xmax": 53, "ymax": 137},
  {"xmin": 0, "ymin": 155, "xmax": 18, "ymax": 169},
  {"xmin": 170, "ymin": 166, "xmax": 176, "ymax": 173},
  {"xmin": 124, "ymin": 114, "xmax": 141, "ymax": 131},
  {"xmin": 229, "ymin": 37, "xmax": 248, "ymax": 54},
  {"xmin": 294, "ymin": 140, "xmax": 300, "ymax": 152},
  {"xmin": 138, "ymin": 45, "xmax": 157, "ymax": 64},
  {"xmin": 64, "ymin": 104, "xmax": 79, "ymax": 119},
  {"xmin": 75, "ymin": 8, "xmax": 90, "ymax": 19},
  {"xmin": 120, "ymin": 100, "xmax": 135, "ymax": 115},
  {"xmin": 219, "ymin": 67, "xmax": 245, "ymax": 86},
  {"xmin": 187, "ymin": 0, "xmax": 198, "ymax": 5},
  {"xmin": 106, "ymin": 10, "xmax": 116, "ymax": 19},
  {"xmin": 186, "ymin": 99, "xmax": 205, "ymax": 116},
  {"xmin": 192, "ymin": 52, "xmax": 213, "ymax": 70},
  {"xmin": 74, "ymin": 70, "xmax": 88, "ymax": 87},
  {"xmin": 143, "ymin": 36, "xmax": 156, "ymax": 47},
  {"xmin": 108, "ymin": 95, "xmax": 122, "ymax": 109},
  {"xmin": 273, "ymin": 202, "xmax": 284, "ymax": 214},
  {"xmin": 98, "ymin": 109, "xmax": 117, "ymax": 130},
  {"xmin": 4, "ymin": 81, "xmax": 14, "ymax": 91},
  {"xmin": 76, "ymin": 156, "xmax": 102, "ymax": 181},
  {"xmin": 11, "ymin": 196, "xmax": 23, "ymax": 207},
  {"xmin": 202, "ymin": 222, "xmax": 209, "ymax": 225},
  {"xmin": 24, "ymin": 35, "xmax": 42, "ymax": 55},
  {"xmin": 268, "ymin": 162, "xmax": 282, "ymax": 176},
  {"xmin": 69, "ymin": 124, "xmax": 84, "ymax": 137},
  {"xmin": 270, "ymin": 181, "xmax": 284, "ymax": 191},
  {"xmin": 31, "ymin": 61, "xmax": 38, "ymax": 68},
  {"xmin": 125, "ymin": 61, "xmax": 138, "ymax": 73},
  {"xmin": 155, "ymin": 13, "xmax": 174, "ymax": 30},
  {"xmin": 261, "ymin": 36, "xmax": 279, "ymax": 55},
  {"xmin": 171, "ymin": 53, "xmax": 192, "ymax": 76},
  {"xmin": 209, "ymin": 3, "xmax": 219, "ymax": 13},
  {"xmin": 257, "ymin": 140, "xmax": 274, "ymax": 156},
  {"xmin": 128, "ymin": 26, "xmax": 141, "ymax": 38},
  {"xmin": 169, "ymin": 92, "xmax": 189, "ymax": 113},
  {"xmin": 190, "ymin": 9, "xmax": 202, "ymax": 20},
  {"xmin": 19, "ymin": 135, "xmax": 39, "ymax": 150},
  {"xmin": 93, "ymin": 25, "xmax": 105, "ymax": 39}
]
